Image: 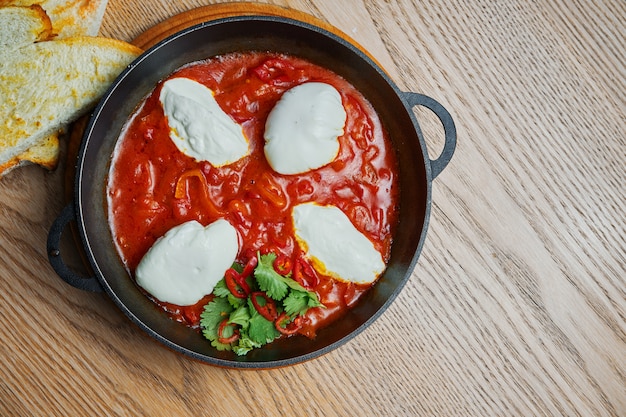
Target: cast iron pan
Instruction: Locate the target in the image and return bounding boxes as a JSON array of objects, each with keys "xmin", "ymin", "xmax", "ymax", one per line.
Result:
[{"xmin": 48, "ymin": 16, "xmax": 456, "ymax": 368}]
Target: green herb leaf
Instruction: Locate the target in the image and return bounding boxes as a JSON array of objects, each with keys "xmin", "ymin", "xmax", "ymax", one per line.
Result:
[
  {"xmin": 282, "ymin": 290, "xmax": 310, "ymax": 317},
  {"xmin": 308, "ymin": 294, "xmax": 324, "ymax": 308},
  {"xmin": 212, "ymin": 321, "xmax": 237, "ymax": 351},
  {"xmin": 214, "ymin": 276, "xmax": 247, "ymax": 308},
  {"xmin": 210, "ymin": 338, "xmax": 233, "ymax": 351},
  {"xmin": 254, "ymin": 252, "xmax": 289, "ymax": 300},
  {"xmin": 233, "ymin": 333, "xmax": 261, "ymax": 356},
  {"xmin": 200, "ymin": 297, "xmax": 232, "ymax": 336},
  {"xmin": 200, "ymin": 297, "xmax": 233, "ymax": 351},
  {"xmin": 247, "ymin": 298, "xmax": 280, "ymax": 345},
  {"xmin": 228, "ymin": 304, "xmax": 251, "ymax": 328},
  {"xmin": 226, "ymin": 293, "xmax": 246, "ymax": 309},
  {"xmin": 248, "ymin": 314, "xmax": 280, "ymax": 345},
  {"xmin": 200, "ymin": 251, "xmax": 326, "ymax": 355},
  {"xmin": 283, "ymin": 289, "xmax": 324, "ymax": 316},
  {"xmin": 281, "ymin": 275, "xmax": 309, "ymax": 293},
  {"xmin": 212, "ymin": 279, "xmax": 232, "ymax": 298}
]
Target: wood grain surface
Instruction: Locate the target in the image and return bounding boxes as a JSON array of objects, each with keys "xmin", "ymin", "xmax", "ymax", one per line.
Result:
[{"xmin": 1, "ymin": 1, "xmax": 624, "ymax": 416}]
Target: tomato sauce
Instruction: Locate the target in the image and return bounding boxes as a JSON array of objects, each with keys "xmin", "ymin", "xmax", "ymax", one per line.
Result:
[{"xmin": 107, "ymin": 52, "xmax": 399, "ymax": 337}]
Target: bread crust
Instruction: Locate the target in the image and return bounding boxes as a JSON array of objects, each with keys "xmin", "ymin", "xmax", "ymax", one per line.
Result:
[
  {"xmin": 0, "ymin": 0, "xmax": 109, "ymax": 37},
  {"xmin": 0, "ymin": 5, "xmax": 54, "ymax": 49},
  {"xmin": 0, "ymin": 36, "xmax": 142, "ymax": 176},
  {"xmin": 0, "ymin": 133, "xmax": 61, "ymax": 176},
  {"xmin": 0, "ymin": 1, "xmax": 140, "ymax": 177}
]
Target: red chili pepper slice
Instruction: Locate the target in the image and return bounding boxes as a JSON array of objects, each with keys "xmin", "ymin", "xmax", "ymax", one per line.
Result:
[
  {"xmin": 217, "ymin": 319, "xmax": 240, "ymax": 344},
  {"xmin": 273, "ymin": 254, "xmax": 293, "ymax": 276},
  {"xmin": 241, "ymin": 255, "xmax": 258, "ymax": 279},
  {"xmin": 224, "ymin": 268, "xmax": 250, "ymax": 299},
  {"xmin": 293, "ymin": 258, "xmax": 319, "ymax": 289},
  {"xmin": 275, "ymin": 312, "xmax": 302, "ymax": 336},
  {"xmin": 250, "ymin": 292, "xmax": 278, "ymax": 321},
  {"xmin": 223, "ymin": 254, "xmax": 258, "ymax": 298}
]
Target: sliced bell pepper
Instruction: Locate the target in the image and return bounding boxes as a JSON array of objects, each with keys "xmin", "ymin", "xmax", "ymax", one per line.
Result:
[
  {"xmin": 174, "ymin": 168, "xmax": 221, "ymax": 217},
  {"xmin": 257, "ymin": 172, "xmax": 287, "ymax": 209}
]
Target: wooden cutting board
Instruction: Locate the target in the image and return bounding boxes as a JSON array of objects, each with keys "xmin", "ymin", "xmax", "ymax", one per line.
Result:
[{"xmin": 132, "ymin": 2, "xmax": 368, "ymax": 51}]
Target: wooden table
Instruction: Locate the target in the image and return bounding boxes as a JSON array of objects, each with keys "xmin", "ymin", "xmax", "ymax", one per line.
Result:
[{"xmin": 1, "ymin": 0, "xmax": 624, "ymax": 415}]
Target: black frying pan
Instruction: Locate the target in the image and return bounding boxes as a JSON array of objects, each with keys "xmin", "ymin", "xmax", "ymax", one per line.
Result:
[{"xmin": 47, "ymin": 16, "xmax": 456, "ymax": 368}]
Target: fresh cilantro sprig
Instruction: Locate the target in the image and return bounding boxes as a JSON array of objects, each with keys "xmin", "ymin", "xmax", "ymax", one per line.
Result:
[
  {"xmin": 200, "ymin": 252, "xmax": 324, "ymax": 355},
  {"xmin": 200, "ymin": 297, "xmax": 234, "ymax": 351},
  {"xmin": 283, "ymin": 290, "xmax": 322, "ymax": 317},
  {"xmin": 255, "ymin": 252, "xmax": 316, "ymax": 298}
]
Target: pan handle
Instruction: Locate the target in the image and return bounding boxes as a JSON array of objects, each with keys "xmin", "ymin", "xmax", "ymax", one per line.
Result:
[
  {"xmin": 403, "ymin": 92, "xmax": 457, "ymax": 179},
  {"xmin": 47, "ymin": 203, "xmax": 103, "ymax": 292}
]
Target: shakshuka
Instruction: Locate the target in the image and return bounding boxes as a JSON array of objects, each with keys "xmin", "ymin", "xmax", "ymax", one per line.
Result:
[{"xmin": 106, "ymin": 51, "xmax": 399, "ymax": 353}]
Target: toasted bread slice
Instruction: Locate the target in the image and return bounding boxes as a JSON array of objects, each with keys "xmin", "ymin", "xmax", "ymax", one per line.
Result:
[
  {"xmin": 15, "ymin": 132, "xmax": 61, "ymax": 170},
  {"xmin": 0, "ymin": 132, "xmax": 61, "ymax": 176},
  {"xmin": 1, "ymin": 1, "xmax": 119, "ymax": 176},
  {"xmin": 3, "ymin": 128, "xmax": 64, "ymax": 175},
  {"xmin": 1, "ymin": 0, "xmax": 109, "ymax": 38},
  {"xmin": 0, "ymin": 5, "xmax": 54, "ymax": 50},
  {"xmin": 0, "ymin": 37, "xmax": 141, "ymax": 174},
  {"xmin": 0, "ymin": 5, "xmax": 59, "ymax": 174}
]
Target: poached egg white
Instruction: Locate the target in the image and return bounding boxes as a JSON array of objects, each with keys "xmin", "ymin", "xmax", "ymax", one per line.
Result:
[
  {"xmin": 264, "ymin": 82, "xmax": 346, "ymax": 175},
  {"xmin": 292, "ymin": 202, "xmax": 386, "ymax": 284},
  {"xmin": 135, "ymin": 219, "xmax": 239, "ymax": 306},
  {"xmin": 159, "ymin": 77, "xmax": 250, "ymax": 167}
]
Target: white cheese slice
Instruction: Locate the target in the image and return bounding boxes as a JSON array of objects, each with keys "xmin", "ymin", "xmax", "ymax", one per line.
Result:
[
  {"xmin": 264, "ymin": 82, "xmax": 346, "ymax": 175},
  {"xmin": 135, "ymin": 219, "xmax": 239, "ymax": 306},
  {"xmin": 292, "ymin": 202, "xmax": 385, "ymax": 284},
  {"xmin": 159, "ymin": 77, "xmax": 249, "ymax": 167}
]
